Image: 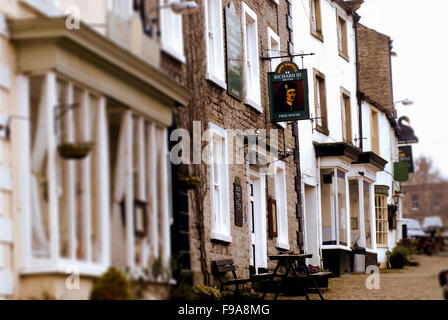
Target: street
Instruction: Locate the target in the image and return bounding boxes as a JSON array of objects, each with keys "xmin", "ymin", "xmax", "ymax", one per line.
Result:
[{"xmin": 281, "ymin": 254, "xmax": 448, "ymax": 300}]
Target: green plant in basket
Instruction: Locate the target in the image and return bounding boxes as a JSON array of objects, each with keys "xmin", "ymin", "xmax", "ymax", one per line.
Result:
[{"xmin": 192, "ymin": 284, "xmax": 222, "ymax": 300}]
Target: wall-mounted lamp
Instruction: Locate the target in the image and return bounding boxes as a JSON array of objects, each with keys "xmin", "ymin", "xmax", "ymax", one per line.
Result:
[
  {"xmin": 163, "ymin": 1, "xmax": 198, "ymax": 14},
  {"xmin": 395, "ymin": 99, "xmax": 413, "ymax": 106},
  {"xmin": 135, "ymin": 1, "xmax": 198, "ymax": 37},
  {"xmin": 393, "ymin": 192, "xmax": 402, "ymax": 206},
  {"xmin": 358, "ymin": 171, "xmax": 365, "ymax": 176},
  {"xmin": 0, "ymin": 115, "xmax": 30, "ymax": 140}
]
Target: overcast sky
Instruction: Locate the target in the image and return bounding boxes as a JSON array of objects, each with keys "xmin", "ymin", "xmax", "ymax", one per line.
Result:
[{"xmin": 357, "ymin": 0, "xmax": 448, "ymax": 178}]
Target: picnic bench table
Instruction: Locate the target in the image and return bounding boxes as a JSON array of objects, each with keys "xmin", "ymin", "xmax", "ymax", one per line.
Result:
[{"xmin": 251, "ymin": 253, "xmax": 327, "ymax": 300}]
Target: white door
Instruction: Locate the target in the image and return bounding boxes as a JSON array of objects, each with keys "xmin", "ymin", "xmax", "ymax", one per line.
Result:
[
  {"xmin": 305, "ymin": 185, "xmax": 320, "ymax": 266},
  {"xmin": 248, "ymin": 171, "xmax": 267, "ymax": 274}
]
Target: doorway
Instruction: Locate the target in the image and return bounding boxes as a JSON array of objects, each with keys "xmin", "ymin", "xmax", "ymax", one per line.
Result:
[
  {"xmin": 248, "ymin": 170, "xmax": 267, "ymax": 275},
  {"xmin": 304, "ymin": 185, "xmax": 320, "ymax": 266}
]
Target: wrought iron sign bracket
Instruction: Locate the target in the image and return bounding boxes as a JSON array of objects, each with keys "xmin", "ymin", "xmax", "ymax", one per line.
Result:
[
  {"xmin": 354, "ymin": 136, "xmax": 368, "ymax": 144},
  {"xmin": 309, "ymin": 116, "xmax": 325, "ymax": 133},
  {"xmin": 260, "ymin": 52, "xmax": 315, "ymax": 61},
  {"xmin": 261, "ymin": 50, "xmax": 315, "ymax": 69}
]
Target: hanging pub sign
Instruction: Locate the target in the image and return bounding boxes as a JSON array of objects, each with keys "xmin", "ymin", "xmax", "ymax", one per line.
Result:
[
  {"xmin": 398, "ymin": 145, "xmax": 414, "ymax": 173},
  {"xmin": 225, "ymin": 1, "xmax": 243, "ymax": 101},
  {"xmin": 394, "ymin": 162, "xmax": 409, "ymax": 182},
  {"xmin": 268, "ymin": 61, "xmax": 310, "ymax": 123},
  {"xmin": 397, "ymin": 116, "xmax": 419, "ymax": 144}
]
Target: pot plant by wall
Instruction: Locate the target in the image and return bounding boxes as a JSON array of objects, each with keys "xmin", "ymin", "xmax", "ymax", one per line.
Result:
[
  {"xmin": 89, "ymin": 267, "xmax": 131, "ymax": 300},
  {"xmin": 387, "ymin": 245, "xmax": 413, "ymax": 269}
]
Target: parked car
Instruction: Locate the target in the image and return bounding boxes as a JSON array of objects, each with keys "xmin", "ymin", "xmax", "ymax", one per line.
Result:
[
  {"xmin": 439, "ymin": 269, "xmax": 448, "ymax": 300},
  {"xmin": 422, "ymin": 216, "xmax": 444, "ymax": 233},
  {"xmin": 402, "ymin": 218, "xmax": 425, "ymax": 238}
]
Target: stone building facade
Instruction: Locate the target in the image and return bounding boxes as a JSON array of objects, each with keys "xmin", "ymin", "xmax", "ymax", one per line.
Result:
[{"xmin": 161, "ymin": 0, "xmax": 301, "ymax": 285}]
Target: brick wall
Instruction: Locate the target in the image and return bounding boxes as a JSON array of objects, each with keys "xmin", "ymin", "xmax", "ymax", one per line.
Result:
[{"xmin": 357, "ymin": 23, "xmax": 394, "ymax": 111}]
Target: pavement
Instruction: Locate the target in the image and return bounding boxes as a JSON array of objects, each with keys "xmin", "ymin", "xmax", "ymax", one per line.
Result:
[{"xmin": 279, "ymin": 253, "xmax": 448, "ymax": 300}]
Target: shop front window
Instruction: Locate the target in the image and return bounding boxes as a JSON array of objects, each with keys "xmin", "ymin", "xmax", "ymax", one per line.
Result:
[
  {"xmin": 363, "ymin": 181, "xmax": 372, "ymax": 249},
  {"xmin": 337, "ymin": 170, "xmax": 347, "ymax": 246},
  {"xmin": 28, "ymin": 73, "xmax": 109, "ymax": 271},
  {"xmin": 349, "ymin": 179, "xmax": 360, "ymax": 246},
  {"xmin": 320, "ymin": 168, "xmax": 348, "ymax": 247}
]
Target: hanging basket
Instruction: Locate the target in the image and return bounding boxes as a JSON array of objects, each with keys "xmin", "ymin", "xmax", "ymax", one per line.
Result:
[
  {"xmin": 177, "ymin": 175, "xmax": 201, "ymax": 190},
  {"xmin": 57, "ymin": 142, "xmax": 93, "ymax": 160}
]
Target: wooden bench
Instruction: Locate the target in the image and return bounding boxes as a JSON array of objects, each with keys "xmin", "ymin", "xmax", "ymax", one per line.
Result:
[{"xmin": 212, "ymin": 260, "xmax": 250, "ymax": 294}]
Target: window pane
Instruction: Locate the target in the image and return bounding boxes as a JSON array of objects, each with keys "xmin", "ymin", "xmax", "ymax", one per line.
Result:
[
  {"xmin": 349, "ymin": 180, "xmax": 359, "ymax": 246},
  {"xmin": 321, "ymin": 170, "xmax": 336, "ymax": 245},
  {"xmin": 363, "ymin": 181, "xmax": 372, "ymax": 249},
  {"xmin": 311, "ymin": 0, "xmax": 317, "ymax": 32},
  {"xmin": 315, "ymin": 79, "xmax": 322, "ymax": 126},
  {"xmin": 337, "ymin": 170, "xmax": 347, "ymax": 246}
]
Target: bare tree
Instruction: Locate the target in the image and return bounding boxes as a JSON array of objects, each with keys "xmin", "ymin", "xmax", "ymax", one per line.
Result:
[{"xmin": 412, "ymin": 155, "xmax": 444, "ymax": 185}]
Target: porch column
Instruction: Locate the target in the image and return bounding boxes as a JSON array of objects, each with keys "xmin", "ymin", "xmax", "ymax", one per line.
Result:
[
  {"xmin": 124, "ymin": 111, "xmax": 135, "ymax": 269},
  {"xmin": 345, "ymin": 174, "xmax": 351, "ymax": 246},
  {"xmin": 97, "ymin": 97, "xmax": 111, "ymax": 267},
  {"xmin": 370, "ymin": 184, "xmax": 377, "ymax": 250},
  {"xmin": 148, "ymin": 123, "xmax": 159, "ymax": 260},
  {"xmin": 358, "ymin": 178, "xmax": 366, "ymax": 248},
  {"xmin": 80, "ymin": 91, "xmax": 92, "ymax": 263},
  {"xmin": 45, "ymin": 72, "xmax": 59, "ymax": 264},
  {"xmin": 14, "ymin": 75, "xmax": 31, "ymax": 270},
  {"xmin": 63, "ymin": 83, "xmax": 77, "ymax": 260},
  {"xmin": 160, "ymin": 128, "xmax": 171, "ymax": 272}
]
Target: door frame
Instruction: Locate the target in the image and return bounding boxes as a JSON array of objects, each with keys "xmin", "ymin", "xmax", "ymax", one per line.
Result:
[{"xmin": 247, "ymin": 169, "xmax": 267, "ymax": 274}]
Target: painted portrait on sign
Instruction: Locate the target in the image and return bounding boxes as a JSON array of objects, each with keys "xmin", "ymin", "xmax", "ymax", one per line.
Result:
[{"xmin": 273, "ymin": 80, "xmax": 306, "ymax": 114}]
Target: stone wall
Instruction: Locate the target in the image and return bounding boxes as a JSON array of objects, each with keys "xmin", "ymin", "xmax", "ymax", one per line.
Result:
[
  {"xmin": 152, "ymin": 0, "xmax": 300, "ymax": 283},
  {"xmin": 357, "ymin": 23, "xmax": 394, "ymax": 111}
]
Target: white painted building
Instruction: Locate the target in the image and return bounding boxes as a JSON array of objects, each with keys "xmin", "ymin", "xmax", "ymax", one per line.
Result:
[
  {"xmin": 291, "ymin": 0, "xmax": 399, "ymax": 274},
  {"xmin": 360, "ymin": 97, "xmax": 402, "ymax": 265},
  {"xmin": 0, "ymin": 0, "xmax": 191, "ymax": 299}
]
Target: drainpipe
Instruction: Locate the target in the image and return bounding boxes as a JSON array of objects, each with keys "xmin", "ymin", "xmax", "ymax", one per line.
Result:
[
  {"xmin": 292, "ymin": 121, "xmax": 304, "ymax": 253},
  {"xmin": 354, "ymin": 16, "xmax": 363, "ymax": 151}
]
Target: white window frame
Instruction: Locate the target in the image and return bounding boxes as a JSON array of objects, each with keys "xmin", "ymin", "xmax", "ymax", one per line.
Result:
[
  {"xmin": 20, "ymin": 0, "xmax": 61, "ymax": 17},
  {"xmin": 321, "ymin": 168, "xmax": 350, "ymax": 249},
  {"xmin": 375, "ymin": 193, "xmax": 388, "ymax": 247},
  {"xmin": 275, "ymin": 161, "xmax": 289, "ymax": 250},
  {"xmin": 340, "ymin": 88, "xmax": 352, "ymax": 143},
  {"xmin": 204, "ymin": 0, "xmax": 226, "ymax": 89},
  {"xmin": 267, "ymin": 27, "xmax": 285, "ymax": 128},
  {"xmin": 160, "ymin": 0, "xmax": 186, "ymax": 63},
  {"xmin": 108, "ymin": 0, "xmax": 134, "ymax": 20},
  {"xmin": 336, "ymin": 9, "xmax": 349, "ymax": 61},
  {"xmin": 20, "ymin": 73, "xmax": 110, "ymax": 277},
  {"xmin": 209, "ymin": 122, "xmax": 231, "ymax": 242},
  {"xmin": 242, "ymin": 2, "xmax": 262, "ymax": 112},
  {"xmin": 267, "ymin": 27, "xmax": 281, "ymax": 73}
]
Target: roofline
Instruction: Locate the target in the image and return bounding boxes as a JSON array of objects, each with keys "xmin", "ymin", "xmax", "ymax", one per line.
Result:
[{"xmin": 8, "ymin": 17, "xmax": 193, "ymax": 107}]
